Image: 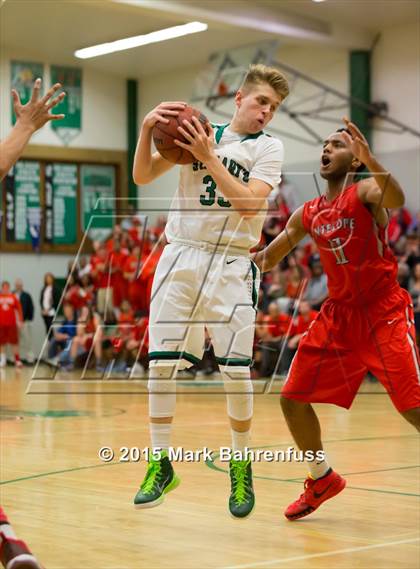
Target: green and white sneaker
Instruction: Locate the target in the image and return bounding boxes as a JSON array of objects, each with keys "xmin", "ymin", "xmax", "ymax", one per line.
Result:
[
  {"xmin": 229, "ymin": 459, "xmax": 255, "ymax": 518},
  {"xmin": 134, "ymin": 450, "xmax": 180, "ymax": 509}
]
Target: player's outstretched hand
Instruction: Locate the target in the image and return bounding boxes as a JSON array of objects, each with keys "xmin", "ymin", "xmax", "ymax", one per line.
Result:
[
  {"xmin": 12, "ymin": 78, "xmax": 66, "ymax": 133},
  {"xmin": 175, "ymin": 116, "xmax": 214, "ymax": 163},
  {"xmin": 143, "ymin": 101, "xmax": 187, "ymax": 130},
  {"xmin": 341, "ymin": 117, "xmax": 373, "ymax": 166}
]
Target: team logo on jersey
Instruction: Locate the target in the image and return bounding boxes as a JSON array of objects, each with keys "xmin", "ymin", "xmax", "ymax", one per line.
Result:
[
  {"xmin": 193, "ymin": 157, "xmax": 249, "ymax": 183},
  {"xmin": 310, "ymin": 208, "xmax": 355, "ymax": 265}
]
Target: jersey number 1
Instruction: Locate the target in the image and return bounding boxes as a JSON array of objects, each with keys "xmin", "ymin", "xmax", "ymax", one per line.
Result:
[{"xmin": 328, "ymin": 238, "xmax": 349, "ymax": 265}]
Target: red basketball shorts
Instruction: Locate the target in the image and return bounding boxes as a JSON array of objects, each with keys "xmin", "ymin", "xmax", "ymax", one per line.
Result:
[
  {"xmin": 282, "ymin": 287, "xmax": 420, "ymax": 412},
  {"xmin": 0, "ymin": 325, "xmax": 18, "ymax": 346}
]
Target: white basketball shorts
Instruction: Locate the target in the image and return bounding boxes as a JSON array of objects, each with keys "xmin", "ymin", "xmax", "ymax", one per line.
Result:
[{"xmin": 148, "ymin": 242, "xmax": 260, "ymax": 371}]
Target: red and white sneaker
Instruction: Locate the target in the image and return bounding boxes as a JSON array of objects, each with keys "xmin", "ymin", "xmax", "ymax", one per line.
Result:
[
  {"xmin": 14, "ymin": 360, "xmax": 23, "ymax": 369},
  {"xmin": 284, "ymin": 469, "xmax": 346, "ymax": 520},
  {"xmin": 0, "ymin": 537, "xmax": 43, "ymax": 569}
]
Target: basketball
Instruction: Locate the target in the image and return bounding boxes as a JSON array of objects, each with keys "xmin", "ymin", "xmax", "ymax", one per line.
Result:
[{"xmin": 152, "ymin": 105, "xmax": 210, "ymax": 165}]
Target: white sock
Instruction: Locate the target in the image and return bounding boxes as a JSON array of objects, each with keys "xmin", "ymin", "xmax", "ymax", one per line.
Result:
[
  {"xmin": 0, "ymin": 522, "xmax": 16, "ymax": 540},
  {"xmin": 309, "ymin": 456, "xmax": 330, "ymax": 479},
  {"xmin": 231, "ymin": 429, "xmax": 250, "ymax": 457},
  {"xmin": 150, "ymin": 422, "xmax": 172, "ymax": 452},
  {"xmin": 0, "ymin": 353, "xmax": 6, "ymax": 367}
]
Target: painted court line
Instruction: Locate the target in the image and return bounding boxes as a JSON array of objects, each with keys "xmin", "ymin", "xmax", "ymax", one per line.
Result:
[{"xmin": 224, "ymin": 537, "xmax": 420, "ymax": 569}]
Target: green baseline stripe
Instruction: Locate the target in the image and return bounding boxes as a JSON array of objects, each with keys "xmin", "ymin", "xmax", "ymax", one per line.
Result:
[{"xmin": 149, "ymin": 351, "xmax": 201, "ymax": 365}]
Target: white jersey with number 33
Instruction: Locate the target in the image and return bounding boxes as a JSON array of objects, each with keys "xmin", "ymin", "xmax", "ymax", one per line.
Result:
[{"xmin": 164, "ymin": 123, "xmax": 284, "ymax": 251}]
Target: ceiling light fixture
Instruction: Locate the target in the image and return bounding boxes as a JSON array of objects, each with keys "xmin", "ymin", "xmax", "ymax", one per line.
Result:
[{"xmin": 75, "ymin": 21, "xmax": 208, "ymax": 59}]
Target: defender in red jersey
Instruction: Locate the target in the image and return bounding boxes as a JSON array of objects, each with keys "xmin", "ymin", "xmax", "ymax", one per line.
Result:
[{"xmin": 255, "ymin": 118, "xmax": 420, "ymax": 520}]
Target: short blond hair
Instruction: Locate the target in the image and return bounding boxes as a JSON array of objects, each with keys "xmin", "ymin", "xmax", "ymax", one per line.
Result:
[{"xmin": 241, "ymin": 63, "xmax": 289, "ymax": 101}]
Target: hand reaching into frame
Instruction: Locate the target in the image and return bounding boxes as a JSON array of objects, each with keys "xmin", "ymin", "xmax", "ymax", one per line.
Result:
[
  {"xmin": 12, "ymin": 78, "xmax": 66, "ymax": 133},
  {"xmin": 340, "ymin": 116, "xmax": 373, "ymax": 166}
]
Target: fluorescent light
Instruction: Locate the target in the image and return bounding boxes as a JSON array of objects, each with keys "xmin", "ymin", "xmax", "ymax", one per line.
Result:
[
  {"xmin": 75, "ymin": 21, "xmax": 208, "ymax": 59},
  {"xmin": 312, "ymin": 0, "xmax": 326, "ymax": 2}
]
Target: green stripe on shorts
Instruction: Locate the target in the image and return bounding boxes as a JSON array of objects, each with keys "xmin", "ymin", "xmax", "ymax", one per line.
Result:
[
  {"xmin": 148, "ymin": 351, "xmax": 201, "ymax": 366},
  {"xmin": 216, "ymin": 356, "xmax": 252, "ymax": 367}
]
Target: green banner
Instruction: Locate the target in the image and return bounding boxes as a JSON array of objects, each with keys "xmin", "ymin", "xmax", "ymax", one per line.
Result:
[
  {"xmin": 50, "ymin": 66, "xmax": 82, "ymax": 145},
  {"xmin": 10, "ymin": 61, "xmax": 44, "ymax": 125},
  {"xmin": 45, "ymin": 163, "xmax": 78, "ymax": 244},
  {"xmin": 81, "ymin": 164, "xmax": 116, "ymax": 241}
]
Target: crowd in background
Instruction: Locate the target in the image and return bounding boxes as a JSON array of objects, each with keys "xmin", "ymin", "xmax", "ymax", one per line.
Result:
[{"xmin": 1, "ymin": 180, "xmax": 419, "ymax": 377}]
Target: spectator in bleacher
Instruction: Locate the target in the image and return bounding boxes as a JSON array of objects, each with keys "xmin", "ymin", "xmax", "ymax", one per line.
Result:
[
  {"xmin": 401, "ymin": 233, "xmax": 420, "ymax": 271},
  {"xmin": 105, "ymin": 224, "xmax": 124, "ymax": 252},
  {"xmin": 47, "ymin": 303, "xmax": 77, "ymax": 360},
  {"xmin": 304, "ymin": 261, "xmax": 328, "ymax": 310},
  {"xmin": 123, "ymin": 245, "xmax": 150, "ymax": 315},
  {"xmin": 64, "ymin": 275, "xmax": 82, "ymax": 313},
  {"xmin": 262, "ymin": 201, "xmax": 289, "ymax": 246},
  {"xmin": 13, "ymin": 278, "xmax": 35, "ymax": 364},
  {"xmin": 397, "ymin": 262, "xmax": 410, "ymax": 290},
  {"xmin": 285, "ymin": 266, "xmax": 306, "ymax": 299},
  {"xmin": 128, "ymin": 215, "xmax": 144, "ymax": 248},
  {"xmin": 0, "ymin": 281, "xmax": 23, "ymax": 368},
  {"xmin": 388, "ymin": 207, "xmax": 413, "ymax": 246},
  {"xmin": 78, "ymin": 255, "xmax": 92, "ymax": 279},
  {"xmin": 117, "ymin": 300, "xmax": 135, "ymax": 342},
  {"xmin": 260, "ymin": 302, "xmax": 291, "ymax": 377},
  {"xmin": 40, "ymin": 272, "xmax": 60, "ymax": 336},
  {"xmin": 125, "ymin": 315, "xmax": 150, "ymax": 376},
  {"xmin": 264, "ymin": 265, "xmax": 287, "ymax": 304},
  {"xmin": 110, "ymin": 238, "xmax": 129, "ymax": 313},
  {"xmin": 61, "ymin": 305, "xmax": 103, "ymax": 371},
  {"xmin": 91, "ymin": 244, "xmax": 112, "ymax": 315}
]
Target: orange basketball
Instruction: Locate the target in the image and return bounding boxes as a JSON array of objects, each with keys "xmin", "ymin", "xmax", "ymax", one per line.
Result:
[{"xmin": 152, "ymin": 105, "xmax": 210, "ymax": 165}]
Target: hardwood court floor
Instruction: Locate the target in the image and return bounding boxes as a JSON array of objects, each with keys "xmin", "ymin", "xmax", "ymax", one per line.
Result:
[{"xmin": 1, "ymin": 366, "xmax": 419, "ymax": 569}]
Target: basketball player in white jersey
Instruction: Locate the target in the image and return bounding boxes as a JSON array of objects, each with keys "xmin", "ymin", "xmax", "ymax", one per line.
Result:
[{"xmin": 132, "ymin": 64, "xmax": 289, "ymax": 517}]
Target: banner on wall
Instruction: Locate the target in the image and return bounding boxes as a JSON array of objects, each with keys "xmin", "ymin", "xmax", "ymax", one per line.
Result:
[
  {"xmin": 50, "ymin": 66, "xmax": 82, "ymax": 145},
  {"xmin": 10, "ymin": 61, "xmax": 44, "ymax": 125}
]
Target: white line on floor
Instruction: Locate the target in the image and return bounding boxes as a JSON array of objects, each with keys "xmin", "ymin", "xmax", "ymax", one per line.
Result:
[{"xmin": 224, "ymin": 537, "xmax": 420, "ymax": 569}]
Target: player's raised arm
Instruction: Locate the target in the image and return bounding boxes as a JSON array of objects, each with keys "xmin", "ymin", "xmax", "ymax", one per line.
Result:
[
  {"xmin": 133, "ymin": 102, "xmax": 186, "ymax": 185},
  {"xmin": 0, "ymin": 78, "xmax": 65, "ymax": 181},
  {"xmin": 253, "ymin": 206, "xmax": 307, "ymax": 272},
  {"xmin": 341, "ymin": 118, "xmax": 405, "ymax": 209}
]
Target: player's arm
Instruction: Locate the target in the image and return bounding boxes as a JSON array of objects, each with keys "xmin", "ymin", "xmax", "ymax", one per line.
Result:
[
  {"xmin": 253, "ymin": 206, "xmax": 307, "ymax": 273},
  {"xmin": 0, "ymin": 79, "xmax": 65, "ymax": 181},
  {"xmin": 341, "ymin": 118, "xmax": 405, "ymax": 209},
  {"xmin": 133, "ymin": 102, "xmax": 186, "ymax": 185},
  {"xmin": 357, "ymin": 161, "xmax": 405, "ymax": 209}
]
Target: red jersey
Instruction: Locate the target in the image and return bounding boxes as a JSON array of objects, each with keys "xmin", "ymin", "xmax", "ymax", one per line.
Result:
[
  {"xmin": 0, "ymin": 293, "xmax": 23, "ymax": 326},
  {"xmin": 291, "ymin": 310, "xmax": 319, "ymax": 335},
  {"xmin": 65, "ymin": 285, "xmax": 93, "ymax": 311},
  {"xmin": 263, "ymin": 314, "xmax": 291, "ymax": 338},
  {"xmin": 118, "ymin": 311, "xmax": 135, "ymax": 339},
  {"xmin": 302, "ymin": 183, "xmax": 398, "ymax": 304},
  {"xmin": 133, "ymin": 317, "xmax": 149, "ymax": 352}
]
